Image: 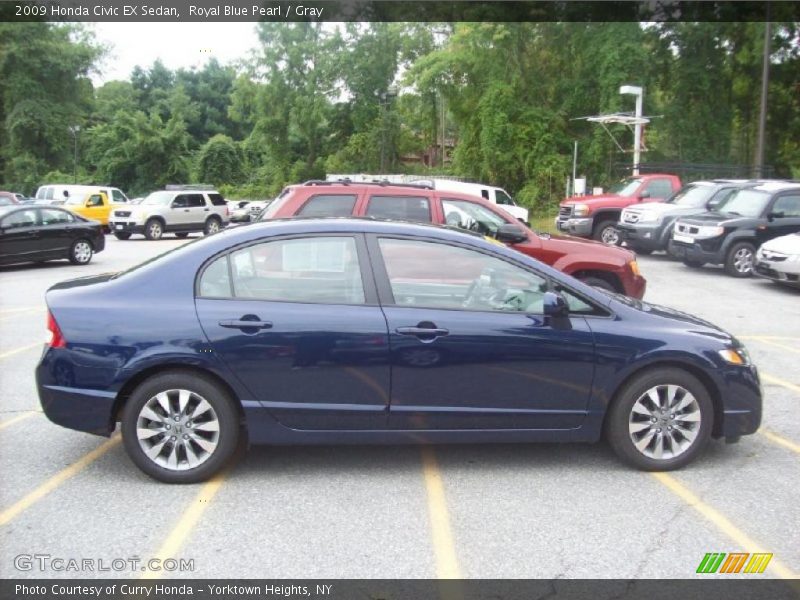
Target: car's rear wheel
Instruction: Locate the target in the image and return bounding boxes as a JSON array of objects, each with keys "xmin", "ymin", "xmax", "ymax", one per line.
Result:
[
  {"xmin": 593, "ymin": 220, "xmax": 622, "ymax": 246},
  {"xmin": 114, "ymin": 232, "xmax": 131, "ymax": 240},
  {"xmin": 175, "ymin": 232, "xmax": 189, "ymax": 239},
  {"xmin": 204, "ymin": 217, "xmax": 222, "ymax": 236},
  {"xmin": 68, "ymin": 239, "xmax": 93, "ymax": 265},
  {"xmin": 121, "ymin": 372, "xmax": 239, "ymax": 483},
  {"xmin": 724, "ymin": 242, "xmax": 755, "ymax": 278},
  {"xmin": 606, "ymin": 368, "xmax": 712, "ymax": 471},
  {"xmin": 144, "ymin": 218, "xmax": 164, "ymax": 240}
]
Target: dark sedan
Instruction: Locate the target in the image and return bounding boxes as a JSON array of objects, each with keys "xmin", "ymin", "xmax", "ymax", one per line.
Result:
[
  {"xmin": 0, "ymin": 205, "xmax": 105, "ymax": 266},
  {"xmin": 36, "ymin": 219, "xmax": 760, "ymax": 483}
]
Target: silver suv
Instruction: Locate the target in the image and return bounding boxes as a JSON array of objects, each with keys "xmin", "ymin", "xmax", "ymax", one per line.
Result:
[{"xmin": 108, "ymin": 186, "xmax": 229, "ymax": 240}]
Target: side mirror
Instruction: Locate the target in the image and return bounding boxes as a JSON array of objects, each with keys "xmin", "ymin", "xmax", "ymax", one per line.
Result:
[
  {"xmin": 767, "ymin": 211, "xmax": 784, "ymax": 221},
  {"xmin": 707, "ymin": 199, "xmax": 721, "ymax": 211},
  {"xmin": 543, "ymin": 291, "xmax": 569, "ymax": 318},
  {"xmin": 638, "ymin": 190, "xmax": 650, "ymax": 201},
  {"xmin": 495, "ymin": 223, "xmax": 528, "ymax": 244}
]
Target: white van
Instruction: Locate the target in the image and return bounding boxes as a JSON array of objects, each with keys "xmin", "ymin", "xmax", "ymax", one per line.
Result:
[
  {"xmin": 35, "ymin": 184, "xmax": 129, "ymax": 206},
  {"xmin": 411, "ymin": 178, "xmax": 529, "ymax": 223}
]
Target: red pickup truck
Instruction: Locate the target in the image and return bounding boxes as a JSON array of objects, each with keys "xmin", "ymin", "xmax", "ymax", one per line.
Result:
[{"xmin": 556, "ymin": 174, "xmax": 682, "ymax": 245}]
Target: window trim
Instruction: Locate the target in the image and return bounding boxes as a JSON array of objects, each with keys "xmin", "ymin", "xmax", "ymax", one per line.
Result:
[
  {"xmin": 194, "ymin": 232, "xmax": 380, "ymax": 306},
  {"xmin": 366, "ymin": 233, "xmax": 609, "ymax": 317}
]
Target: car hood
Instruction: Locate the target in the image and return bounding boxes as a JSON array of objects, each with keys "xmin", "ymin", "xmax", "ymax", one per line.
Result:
[
  {"xmin": 535, "ymin": 231, "xmax": 636, "ymax": 260},
  {"xmin": 760, "ymin": 233, "xmax": 800, "ymax": 254},
  {"xmin": 611, "ymin": 295, "xmax": 733, "ymax": 341},
  {"xmin": 675, "ymin": 211, "xmax": 744, "ymax": 226}
]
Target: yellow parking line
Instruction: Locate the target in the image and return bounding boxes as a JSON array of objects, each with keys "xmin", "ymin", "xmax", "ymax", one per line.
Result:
[
  {"xmin": 0, "ymin": 306, "xmax": 45, "ymax": 316},
  {"xmin": 0, "ymin": 436, "xmax": 121, "ymax": 527},
  {"xmin": 760, "ymin": 429, "xmax": 800, "ymax": 455},
  {"xmin": 0, "ymin": 341, "xmax": 42, "ymax": 360},
  {"xmin": 0, "ymin": 411, "xmax": 38, "ymax": 431},
  {"xmin": 761, "ymin": 372, "xmax": 800, "ymax": 395},
  {"xmin": 141, "ymin": 472, "xmax": 228, "ymax": 579},
  {"xmin": 0, "ymin": 309, "xmax": 46, "ymax": 323},
  {"xmin": 748, "ymin": 337, "xmax": 800, "ymax": 355},
  {"xmin": 651, "ymin": 473, "xmax": 797, "ymax": 579},
  {"xmin": 421, "ymin": 447, "xmax": 461, "ymax": 579}
]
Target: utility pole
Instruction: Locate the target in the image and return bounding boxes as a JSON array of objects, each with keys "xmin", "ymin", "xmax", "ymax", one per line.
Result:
[
  {"xmin": 620, "ymin": 85, "xmax": 643, "ymax": 176},
  {"xmin": 754, "ymin": 15, "xmax": 771, "ymax": 177},
  {"xmin": 68, "ymin": 125, "xmax": 80, "ymax": 183}
]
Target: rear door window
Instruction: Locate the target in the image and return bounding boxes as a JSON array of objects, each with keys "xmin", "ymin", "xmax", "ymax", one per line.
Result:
[
  {"xmin": 366, "ymin": 195, "xmax": 432, "ymax": 223},
  {"xmin": 187, "ymin": 194, "xmax": 206, "ymax": 208},
  {"xmin": 297, "ymin": 194, "xmax": 358, "ymax": 217}
]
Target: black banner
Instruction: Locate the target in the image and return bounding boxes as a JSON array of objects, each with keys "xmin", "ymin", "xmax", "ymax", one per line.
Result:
[
  {"xmin": 2, "ymin": 579, "xmax": 800, "ymax": 600},
  {"xmin": 2, "ymin": 0, "xmax": 799, "ymax": 23}
]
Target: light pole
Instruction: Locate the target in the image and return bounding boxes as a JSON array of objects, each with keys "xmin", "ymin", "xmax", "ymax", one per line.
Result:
[
  {"xmin": 379, "ymin": 85, "xmax": 398, "ymax": 172},
  {"xmin": 68, "ymin": 125, "xmax": 80, "ymax": 183},
  {"xmin": 619, "ymin": 85, "xmax": 643, "ymax": 175}
]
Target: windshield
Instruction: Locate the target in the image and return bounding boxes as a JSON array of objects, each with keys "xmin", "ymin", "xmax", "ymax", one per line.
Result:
[
  {"xmin": 669, "ymin": 185, "xmax": 714, "ymax": 208},
  {"xmin": 259, "ymin": 187, "xmax": 293, "ymax": 220},
  {"xmin": 141, "ymin": 191, "xmax": 174, "ymax": 206},
  {"xmin": 720, "ymin": 189, "xmax": 771, "ymax": 218},
  {"xmin": 607, "ymin": 178, "xmax": 642, "ymax": 196},
  {"xmin": 442, "ymin": 198, "xmax": 508, "ymax": 236}
]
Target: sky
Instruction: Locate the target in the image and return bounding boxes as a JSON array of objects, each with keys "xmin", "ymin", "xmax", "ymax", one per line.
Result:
[{"xmin": 88, "ymin": 23, "xmax": 262, "ymax": 85}]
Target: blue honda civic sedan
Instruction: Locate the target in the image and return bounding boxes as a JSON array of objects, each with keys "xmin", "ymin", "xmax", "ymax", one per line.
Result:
[{"xmin": 36, "ymin": 219, "xmax": 761, "ymax": 483}]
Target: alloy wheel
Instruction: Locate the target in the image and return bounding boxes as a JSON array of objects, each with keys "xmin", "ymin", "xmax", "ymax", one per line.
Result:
[
  {"xmin": 72, "ymin": 241, "xmax": 92, "ymax": 264},
  {"xmin": 600, "ymin": 226, "xmax": 620, "ymax": 245},
  {"xmin": 628, "ymin": 384, "xmax": 701, "ymax": 460},
  {"xmin": 136, "ymin": 389, "xmax": 220, "ymax": 471},
  {"xmin": 733, "ymin": 248, "xmax": 754, "ymax": 274}
]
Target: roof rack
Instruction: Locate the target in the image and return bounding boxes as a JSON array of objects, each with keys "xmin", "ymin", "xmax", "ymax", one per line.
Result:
[
  {"xmin": 165, "ymin": 184, "xmax": 215, "ymax": 191},
  {"xmin": 303, "ymin": 179, "xmax": 434, "ymax": 190}
]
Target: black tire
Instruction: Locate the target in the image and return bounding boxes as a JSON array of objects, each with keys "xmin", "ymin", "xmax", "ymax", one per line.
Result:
[
  {"xmin": 175, "ymin": 232, "xmax": 190, "ymax": 238},
  {"xmin": 682, "ymin": 258, "xmax": 705, "ymax": 268},
  {"xmin": 144, "ymin": 218, "xmax": 164, "ymax": 241},
  {"xmin": 68, "ymin": 239, "xmax": 93, "ymax": 265},
  {"xmin": 580, "ymin": 275, "xmax": 617, "ymax": 293},
  {"xmin": 114, "ymin": 232, "xmax": 132, "ymax": 240},
  {"xmin": 724, "ymin": 241, "xmax": 756, "ymax": 278},
  {"xmin": 121, "ymin": 371, "xmax": 240, "ymax": 483},
  {"xmin": 204, "ymin": 217, "xmax": 222, "ymax": 236},
  {"xmin": 632, "ymin": 247, "xmax": 652, "ymax": 256},
  {"xmin": 593, "ymin": 219, "xmax": 622, "ymax": 245},
  {"xmin": 606, "ymin": 367, "xmax": 713, "ymax": 471}
]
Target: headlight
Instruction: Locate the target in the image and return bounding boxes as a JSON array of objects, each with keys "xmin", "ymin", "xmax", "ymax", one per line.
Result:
[
  {"xmin": 718, "ymin": 347, "xmax": 751, "ymax": 366},
  {"xmin": 573, "ymin": 204, "xmax": 590, "ymax": 217},
  {"xmin": 696, "ymin": 225, "xmax": 725, "ymax": 239},
  {"xmin": 635, "ymin": 212, "xmax": 662, "ymax": 224},
  {"xmin": 787, "ymin": 254, "xmax": 800, "ymax": 263}
]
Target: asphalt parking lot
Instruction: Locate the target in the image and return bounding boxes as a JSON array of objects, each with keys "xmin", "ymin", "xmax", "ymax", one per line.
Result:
[{"xmin": 0, "ymin": 234, "xmax": 798, "ymax": 580}]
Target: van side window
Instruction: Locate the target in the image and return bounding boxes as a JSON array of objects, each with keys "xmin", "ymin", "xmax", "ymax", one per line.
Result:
[
  {"xmin": 496, "ymin": 190, "xmax": 515, "ymax": 206},
  {"xmin": 45, "ymin": 188, "xmax": 54, "ymax": 200},
  {"xmin": 481, "ymin": 190, "xmax": 490, "ymax": 200}
]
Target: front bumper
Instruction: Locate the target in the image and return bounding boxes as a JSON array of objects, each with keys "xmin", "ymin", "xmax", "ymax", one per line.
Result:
[
  {"xmin": 668, "ymin": 239, "xmax": 724, "ymax": 265},
  {"xmin": 754, "ymin": 260, "xmax": 800, "ymax": 287},
  {"xmin": 108, "ymin": 220, "xmax": 144, "ymax": 234},
  {"xmin": 617, "ymin": 223, "xmax": 664, "ymax": 251},
  {"xmin": 555, "ymin": 216, "xmax": 593, "ymax": 237}
]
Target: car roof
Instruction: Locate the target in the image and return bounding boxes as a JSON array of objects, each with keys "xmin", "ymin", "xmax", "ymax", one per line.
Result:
[{"xmin": 749, "ymin": 181, "xmax": 800, "ymax": 193}]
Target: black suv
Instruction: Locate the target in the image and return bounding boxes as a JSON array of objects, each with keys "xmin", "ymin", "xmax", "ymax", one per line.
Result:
[
  {"xmin": 669, "ymin": 182, "xmax": 800, "ymax": 277},
  {"xmin": 617, "ymin": 180, "xmax": 752, "ymax": 255}
]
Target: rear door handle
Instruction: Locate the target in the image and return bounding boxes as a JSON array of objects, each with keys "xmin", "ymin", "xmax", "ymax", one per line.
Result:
[{"xmin": 219, "ymin": 319, "xmax": 273, "ymax": 331}]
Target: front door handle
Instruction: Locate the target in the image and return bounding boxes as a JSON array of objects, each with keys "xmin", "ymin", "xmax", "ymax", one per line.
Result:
[
  {"xmin": 395, "ymin": 325, "xmax": 449, "ymax": 342},
  {"xmin": 219, "ymin": 318, "xmax": 273, "ymax": 331}
]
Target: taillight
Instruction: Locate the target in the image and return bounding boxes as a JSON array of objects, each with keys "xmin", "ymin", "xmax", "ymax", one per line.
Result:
[{"xmin": 46, "ymin": 311, "xmax": 66, "ymax": 348}]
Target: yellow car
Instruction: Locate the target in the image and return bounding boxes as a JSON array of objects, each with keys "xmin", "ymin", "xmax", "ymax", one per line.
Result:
[{"xmin": 63, "ymin": 191, "xmax": 122, "ymax": 228}]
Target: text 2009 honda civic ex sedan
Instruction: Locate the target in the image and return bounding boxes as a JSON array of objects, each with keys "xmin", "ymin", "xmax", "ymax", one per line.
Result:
[{"xmin": 36, "ymin": 219, "xmax": 761, "ymax": 483}]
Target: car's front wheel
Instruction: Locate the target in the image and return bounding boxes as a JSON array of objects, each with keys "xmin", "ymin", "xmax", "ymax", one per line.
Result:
[
  {"xmin": 121, "ymin": 371, "xmax": 240, "ymax": 483},
  {"xmin": 144, "ymin": 218, "xmax": 164, "ymax": 241},
  {"xmin": 724, "ymin": 241, "xmax": 755, "ymax": 277},
  {"xmin": 606, "ymin": 367, "xmax": 712, "ymax": 471},
  {"xmin": 593, "ymin": 220, "xmax": 622, "ymax": 246},
  {"xmin": 68, "ymin": 239, "xmax": 93, "ymax": 265}
]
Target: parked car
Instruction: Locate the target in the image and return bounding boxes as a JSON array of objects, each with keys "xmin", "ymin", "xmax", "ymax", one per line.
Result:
[
  {"xmin": 617, "ymin": 180, "xmax": 752, "ymax": 255},
  {"xmin": 0, "ymin": 205, "xmax": 105, "ymax": 266},
  {"xmin": 35, "ymin": 184, "xmax": 129, "ymax": 206},
  {"xmin": 753, "ymin": 232, "xmax": 800, "ymax": 289},
  {"xmin": 63, "ymin": 190, "xmax": 124, "ymax": 229},
  {"xmin": 36, "ymin": 218, "xmax": 760, "ymax": 483},
  {"xmin": 259, "ymin": 180, "xmax": 646, "ymax": 298},
  {"xmin": 556, "ymin": 174, "xmax": 682, "ymax": 244},
  {"xmin": 107, "ymin": 186, "xmax": 230, "ymax": 240},
  {"xmin": 669, "ymin": 181, "xmax": 800, "ymax": 277},
  {"xmin": 229, "ymin": 201, "xmax": 252, "ymax": 223},
  {"xmin": 410, "ymin": 178, "xmax": 529, "ymax": 223},
  {"xmin": 0, "ymin": 191, "xmax": 20, "ymax": 206}
]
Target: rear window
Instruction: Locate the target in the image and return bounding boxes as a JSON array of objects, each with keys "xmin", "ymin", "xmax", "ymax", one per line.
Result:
[
  {"xmin": 208, "ymin": 193, "xmax": 226, "ymax": 206},
  {"xmin": 297, "ymin": 194, "xmax": 357, "ymax": 217},
  {"xmin": 366, "ymin": 195, "xmax": 432, "ymax": 223}
]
